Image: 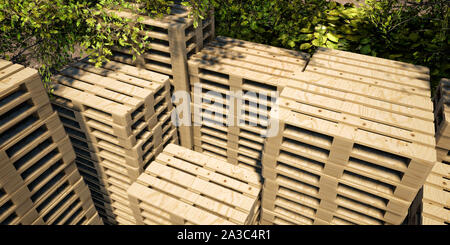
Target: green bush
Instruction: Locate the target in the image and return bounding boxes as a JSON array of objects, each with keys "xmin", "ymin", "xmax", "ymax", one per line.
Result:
[
  {"xmin": 213, "ymin": 0, "xmax": 449, "ymax": 89},
  {"xmin": 0, "ymin": 0, "xmax": 208, "ymax": 90}
]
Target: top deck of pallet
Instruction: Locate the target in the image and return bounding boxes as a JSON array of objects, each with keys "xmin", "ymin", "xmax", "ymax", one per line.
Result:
[
  {"xmin": 422, "ymin": 161, "xmax": 450, "ymax": 224},
  {"xmin": 434, "ymin": 78, "xmax": 449, "ymax": 106},
  {"xmin": 129, "ymin": 143, "xmax": 261, "ymax": 224}
]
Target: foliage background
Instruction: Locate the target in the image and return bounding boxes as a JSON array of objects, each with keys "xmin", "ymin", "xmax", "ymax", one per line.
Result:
[{"xmin": 0, "ymin": 0, "xmax": 448, "ymax": 91}]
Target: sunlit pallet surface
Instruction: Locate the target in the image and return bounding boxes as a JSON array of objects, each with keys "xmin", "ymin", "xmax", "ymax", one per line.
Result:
[
  {"xmin": 107, "ymin": 3, "xmax": 215, "ymax": 149},
  {"xmin": 127, "ymin": 144, "xmax": 261, "ymax": 225},
  {"xmin": 50, "ymin": 59, "xmax": 177, "ymax": 225},
  {"xmin": 434, "ymin": 79, "xmax": 450, "ymax": 163},
  {"xmin": 261, "ymin": 49, "xmax": 436, "ymax": 225},
  {"xmin": 188, "ymin": 36, "xmax": 309, "ymax": 175},
  {"xmin": 306, "ymin": 47, "xmax": 431, "ymax": 98},
  {"xmin": 0, "ymin": 59, "xmax": 101, "ymax": 225}
]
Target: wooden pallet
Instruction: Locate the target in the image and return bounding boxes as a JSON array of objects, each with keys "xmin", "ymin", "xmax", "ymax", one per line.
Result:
[
  {"xmin": 55, "ymin": 103, "xmax": 172, "ymax": 169},
  {"xmin": 190, "ymin": 36, "xmax": 309, "ymax": 80},
  {"xmin": 421, "ymin": 161, "xmax": 449, "ymax": 225},
  {"xmin": 0, "ymin": 59, "xmax": 100, "ymax": 225},
  {"xmin": 127, "ymin": 144, "xmax": 261, "ymax": 225},
  {"xmin": 193, "ymin": 136, "xmax": 262, "ymax": 169},
  {"xmin": 50, "ymin": 62, "xmax": 178, "ymax": 223},
  {"xmin": 0, "ymin": 101, "xmax": 53, "ymax": 150},
  {"xmin": 436, "ymin": 148, "xmax": 450, "ymax": 163},
  {"xmin": 191, "ymin": 99, "xmax": 268, "ymax": 173},
  {"xmin": 1, "ymin": 112, "xmax": 74, "ymax": 168},
  {"xmin": 90, "ymin": 191, "xmax": 135, "ymax": 223},
  {"xmin": 0, "ymin": 60, "xmax": 49, "ymax": 108},
  {"xmin": 73, "ymin": 59, "xmax": 173, "ymax": 115},
  {"xmin": 192, "ymin": 119, "xmax": 265, "ymax": 165},
  {"xmin": 193, "ymin": 134, "xmax": 264, "ymax": 171},
  {"xmin": 107, "ymin": 4, "xmax": 214, "ymax": 149},
  {"xmin": 0, "ymin": 159, "xmax": 29, "ymax": 200},
  {"xmin": 76, "ymin": 152, "xmax": 140, "ymax": 185},
  {"xmin": 37, "ymin": 172, "xmax": 87, "ymax": 224},
  {"xmin": 261, "ymin": 153, "xmax": 423, "ymax": 224},
  {"xmin": 433, "ymin": 78, "xmax": 449, "ymax": 116},
  {"xmin": 0, "ymin": 185, "xmax": 35, "ymax": 225},
  {"xmin": 260, "ymin": 207, "xmax": 361, "ymax": 225},
  {"xmin": 269, "ymin": 86, "xmax": 435, "ymax": 185},
  {"xmin": 187, "ymin": 36, "xmax": 307, "ymax": 150},
  {"xmin": 43, "ymin": 183, "xmax": 96, "ymax": 225},
  {"xmin": 77, "ymin": 206, "xmax": 104, "ymax": 225},
  {"xmin": 195, "ymin": 44, "xmax": 432, "ymax": 124},
  {"xmin": 262, "ymin": 80, "xmax": 435, "ymax": 224},
  {"xmin": 191, "ymin": 100, "xmax": 270, "ymax": 135},
  {"xmin": 78, "ymin": 126, "xmax": 178, "ymax": 189},
  {"xmin": 1, "ymin": 139, "xmax": 79, "ymax": 213},
  {"xmin": 402, "ymin": 188, "xmax": 423, "ymax": 225},
  {"xmin": 434, "ymin": 79, "xmax": 449, "ymax": 151},
  {"xmin": 52, "ymin": 64, "xmax": 166, "ymax": 125},
  {"xmin": 68, "ymin": 114, "xmax": 175, "ymax": 175}
]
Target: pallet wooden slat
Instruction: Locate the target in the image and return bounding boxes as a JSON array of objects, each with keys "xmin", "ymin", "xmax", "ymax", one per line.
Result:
[{"xmin": 127, "ymin": 144, "xmax": 261, "ymax": 225}]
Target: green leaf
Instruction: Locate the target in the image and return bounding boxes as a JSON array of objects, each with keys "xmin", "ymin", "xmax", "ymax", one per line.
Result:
[{"xmin": 315, "ymin": 25, "xmax": 327, "ymax": 35}]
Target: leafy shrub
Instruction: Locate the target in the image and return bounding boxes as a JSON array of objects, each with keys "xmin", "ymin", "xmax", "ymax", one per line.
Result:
[{"xmin": 213, "ymin": 0, "xmax": 449, "ymax": 89}]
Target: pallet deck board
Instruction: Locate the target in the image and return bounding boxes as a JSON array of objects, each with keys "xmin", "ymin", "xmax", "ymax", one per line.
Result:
[{"xmin": 128, "ymin": 144, "xmax": 260, "ymax": 225}]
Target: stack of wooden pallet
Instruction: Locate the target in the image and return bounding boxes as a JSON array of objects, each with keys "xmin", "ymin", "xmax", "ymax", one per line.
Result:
[
  {"xmin": 421, "ymin": 78, "xmax": 450, "ymax": 225},
  {"xmin": 108, "ymin": 3, "xmax": 215, "ymax": 149},
  {"xmin": 0, "ymin": 59, "xmax": 102, "ymax": 225},
  {"xmin": 402, "ymin": 188, "xmax": 423, "ymax": 225},
  {"xmin": 421, "ymin": 162, "xmax": 449, "ymax": 225},
  {"xmin": 188, "ymin": 36, "xmax": 309, "ymax": 174},
  {"xmin": 127, "ymin": 144, "xmax": 261, "ymax": 225},
  {"xmin": 260, "ymin": 48, "xmax": 437, "ymax": 225},
  {"xmin": 50, "ymin": 59, "xmax": 178, "ymax": 225}
]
